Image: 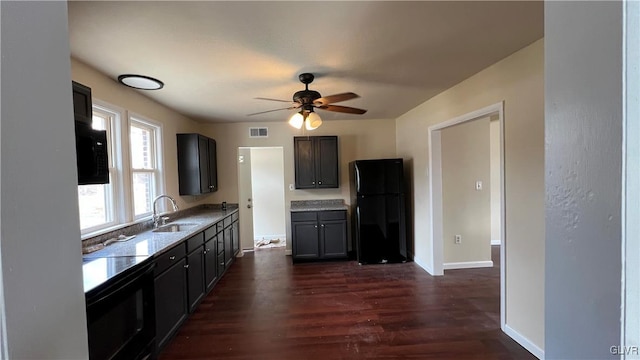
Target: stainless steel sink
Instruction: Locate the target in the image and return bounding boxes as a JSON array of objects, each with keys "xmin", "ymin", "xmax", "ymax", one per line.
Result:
[{"xmin": 153, "ymin": 223, "xmax": 198, "ymax": 233}]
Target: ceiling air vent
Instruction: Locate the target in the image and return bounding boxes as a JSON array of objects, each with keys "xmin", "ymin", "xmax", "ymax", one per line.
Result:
[{"xmin": 249, "ymin": 127, "xmax": 268, "ymax": 138}]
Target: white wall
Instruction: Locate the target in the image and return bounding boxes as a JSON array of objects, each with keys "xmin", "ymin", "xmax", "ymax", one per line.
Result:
[
  {"xmin": 441, "ymin": 117, "xmax": 491, "ymax": 265},
  {"xmin": 545, "ymin": 2, "xmax": 622, "ymax": 358},
  {"xmin": 396, "ymin": 39, "xmax": 544, "ymax": 354},
  {"xmin": 0, "ymin": 2, "xmax": 89, "ymax": 358},
  {"xmin": 250, "ymin": 147, "xmax": 286, "ymax": 241}
]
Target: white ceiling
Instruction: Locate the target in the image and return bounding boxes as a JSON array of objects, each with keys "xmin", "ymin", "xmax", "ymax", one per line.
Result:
[{"xmin": 67, "ymin": 1, "xmax": 543, "ymax": 124}]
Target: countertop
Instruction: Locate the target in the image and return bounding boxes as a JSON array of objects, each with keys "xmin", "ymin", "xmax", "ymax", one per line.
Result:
[
  {"xmin": 82, "ymin": 207, "xmax": 238, "ymax": 294},
  {"xmin": 290, "ymin": 199, "xmax": 348, "ymax": 212}
]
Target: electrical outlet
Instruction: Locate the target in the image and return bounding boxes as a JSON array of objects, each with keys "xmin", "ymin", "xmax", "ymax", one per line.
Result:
[{"xmin": 455, "ymin": 235, "xmax": 462, "ymax": 244}]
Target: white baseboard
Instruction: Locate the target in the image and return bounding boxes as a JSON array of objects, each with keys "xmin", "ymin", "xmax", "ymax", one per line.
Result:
[
  {"xmin": 285, "ymin": 249, "xmax": 292, "ymax": 256},
  {"xmin": 254, "ymin": 234, "xmax": 286, "ymax": 242},
  {"xmin": 504, "ymin": 324, "xmax": 544, "ymax": 359},
  {"xmin": 413, "ymin": 256, "xmax": 436, "ymax": 275},
  {"xmin": 443, "ymin": 261, "xmax": 493, "ymax": 270},
  {"xmin": 491, "ymin": 239, "xmax": 502, "ymax": 246}
]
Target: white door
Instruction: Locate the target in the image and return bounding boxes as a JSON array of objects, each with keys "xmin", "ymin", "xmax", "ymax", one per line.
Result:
[{"xmin": 237, "ymin": 148, "xmax": 255, "ymax": 250}]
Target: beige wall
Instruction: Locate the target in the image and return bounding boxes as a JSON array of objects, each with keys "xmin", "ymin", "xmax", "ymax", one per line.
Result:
[
  {"xmin": 200, "ymin": 119, "xmax": 397, "ymax": 250},
  {"xmin": 441, "ymin": 117, "xmax": 491, "ymax": 264},
  {"xmin": 70, "ymin": 58, "xmax": 210, "ymax": 211},
  {"xmin": 396, "ymin": 39, "xmax": 544, "ymax": 350}
]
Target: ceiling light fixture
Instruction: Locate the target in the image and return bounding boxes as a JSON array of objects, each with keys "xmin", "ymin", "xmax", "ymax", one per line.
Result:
[
  {"xmin": 289, "ymin": 109, "xmax": 322, "ymax": 131},
  {"xmin": 117, "ymin": 74, "xmax": 164, "ymax": 90}
]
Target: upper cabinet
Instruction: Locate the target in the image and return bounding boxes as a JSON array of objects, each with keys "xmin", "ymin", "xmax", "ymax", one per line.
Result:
[
  {"xmin": 294, "ymin": 136, "xmax": 339, "ymax": 189},
  {"xmin": 177, "ymin": 133, "xmax": 218, "ymax": 195},
  {"xmin": 72, "ymin": 81, "xmax": 92, "ymax": 126}
]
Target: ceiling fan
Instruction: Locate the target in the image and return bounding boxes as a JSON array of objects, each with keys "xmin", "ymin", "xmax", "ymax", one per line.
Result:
[{"xmin": 248, "ymin": 73, "xmax": 367, "ymax": 130}]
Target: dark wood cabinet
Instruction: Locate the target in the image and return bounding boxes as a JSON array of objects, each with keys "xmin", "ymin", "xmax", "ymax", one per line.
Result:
[
  {"xmin": 291, "ymin": 210, "xmax": 348, "ymax": 262},
  {"xmin": 153, "ymin": 213, "xmax": 238, "ymax": 354},
  {"xmin": 204, "ymin": 235, "xmax": 218, "ymax": 291},
  {"xmin": 177, "ymin": 134, "xmax": 218, "ymax": 195},
  {"xmin": 154, "ymin": 251, "xmax": 188, "ymax": 351},
  {"xmin": 72, "ymin": 81, "xmax": 92, "ymax": 126},
  {"xmin": 294, "ymin": 136, "xmax": 339, "ymax": 189},
  {"xmin": 232, "ymin": 217, "xmax": 240, "ymax": 256}
]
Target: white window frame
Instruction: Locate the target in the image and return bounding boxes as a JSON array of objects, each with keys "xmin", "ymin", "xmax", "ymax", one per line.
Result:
[{"xmin": 128, "ymin": 113, "xmax": 164, "ymax": 221}]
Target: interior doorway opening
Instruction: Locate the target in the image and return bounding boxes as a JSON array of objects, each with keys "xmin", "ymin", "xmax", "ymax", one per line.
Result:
[
  {"xmin": 237, "ymin": 147, "xmax": 286, "ymax": 252},
  {"xmin": 428, "ymin": 102, "xmax": 506, "ymax": 330}
]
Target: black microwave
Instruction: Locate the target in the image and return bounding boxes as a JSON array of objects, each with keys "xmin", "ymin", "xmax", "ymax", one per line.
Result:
[{"xmin": 75, "ymin": 121, "xmax": 109, "ymax": 185}]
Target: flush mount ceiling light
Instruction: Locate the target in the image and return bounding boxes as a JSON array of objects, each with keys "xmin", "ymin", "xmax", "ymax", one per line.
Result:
[{"xmin": 117, "ymin": 74, "xmax": 164, "ymax": 90}]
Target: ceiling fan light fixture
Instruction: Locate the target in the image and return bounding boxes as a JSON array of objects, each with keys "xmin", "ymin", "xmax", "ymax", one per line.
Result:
[
  {"xmin": 305, "ymin": 112, "xmax": 322, "ymax": 130},
  {"xmin": 117, "ymin": 74, "xmax": 164, "ymax": 90},
  {"xmin": 289, "ymin": 112, "xmax": 304, "ymax": 129}
]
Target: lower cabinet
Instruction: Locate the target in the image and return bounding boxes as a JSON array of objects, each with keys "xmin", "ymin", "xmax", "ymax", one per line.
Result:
[
  {"xmin": 154, "ymin": 252, "xmax": 188, "ymax": 351},
  {"xmin": 153, "ymin": 212, "xmax": 239, "ymax": 355},
  {"xmin": 291, "ymin": 210, "xmax": 348, "ymax": 262},
  {"xmin": 232, "ymin": 214, "xmax": 239, "ymax": 256}
]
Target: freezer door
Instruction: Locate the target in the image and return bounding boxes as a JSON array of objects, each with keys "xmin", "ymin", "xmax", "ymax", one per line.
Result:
[
  {"xmin": 354, "ymin": 159, "xmax": 404, "ymax": 195},
  {"xmin": 355, "ymin": 194, "xmax": 406, "ymax": 264}
]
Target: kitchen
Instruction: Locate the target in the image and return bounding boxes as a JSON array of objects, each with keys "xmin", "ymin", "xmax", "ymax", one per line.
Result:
[{"xmin": 6, "ymin": 1, "xmax": 629, "ymax": 359}]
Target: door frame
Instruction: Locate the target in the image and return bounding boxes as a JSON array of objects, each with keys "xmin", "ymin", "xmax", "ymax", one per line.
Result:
[{"xmin": 428, "ymin": 101, "xmax": 505, "ymax": 330}]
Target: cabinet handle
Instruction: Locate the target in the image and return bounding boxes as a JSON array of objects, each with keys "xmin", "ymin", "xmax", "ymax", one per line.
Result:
[
  {"xmin": 184, "ymin": 264, "xmax": 190, "ymax": 269},
  {"xmin": 319, "ymin": 181, "xmax": 322, "ymax": 185},
  {"xmin": 220, "ymin": 262, "xmax": 225, "ymax": 266},
  {"xmin": 314, "ymin": 225, "xmax": 318, "ymax": 228},
  {"xmin": 169, "ymin": 256, "xmax": 176, "ymax": 260},
  {"xmin": 312, "ymin": 181, "xmax": 315, "ymax": 185},
  {"xmin": 203, "ymin": 250, "xmax": 207, "ymax": 255},
  {"xmin": 321, "ymin": 224, "xmax": 325, "ymax": 228},
  {"xmin": 206, "ymin": 248, "xmax": 211, "ymax": 252}
]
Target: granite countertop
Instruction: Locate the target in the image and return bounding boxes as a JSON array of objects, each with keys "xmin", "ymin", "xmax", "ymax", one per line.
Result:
[
  {"xmin": 290, "ymin": 199, "xmax": 348, "ymax": 212},
  {"xmin": 82, "ymin": 206, "xmax": 238, "ymax": 293}
]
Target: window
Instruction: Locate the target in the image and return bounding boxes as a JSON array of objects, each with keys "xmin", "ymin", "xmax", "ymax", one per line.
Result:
[
  {"xmin": 78, "ymin": 108, "xmax": 118, "ymax": 233},
  {"xmin": 77, "ymin": 103, "xmax": 164, "ymax": 236},
  {"xmin": 130, "ymin": 117, "xmax": 163, "ymax": 219}
]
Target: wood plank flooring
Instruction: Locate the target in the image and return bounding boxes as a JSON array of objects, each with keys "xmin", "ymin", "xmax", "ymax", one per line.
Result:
[{"xmin": 159, "ymin": 247, "xmax": 535, "ymax": 359}]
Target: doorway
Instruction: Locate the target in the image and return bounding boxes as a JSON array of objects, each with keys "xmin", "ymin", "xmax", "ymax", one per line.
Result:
[
  {"xmin": 237, "ymin": 147, "xmax": 286, "ymax": 251},
  {"xmin": 428, "ymin": 102, "xmax": 505, "ymax": 329}
]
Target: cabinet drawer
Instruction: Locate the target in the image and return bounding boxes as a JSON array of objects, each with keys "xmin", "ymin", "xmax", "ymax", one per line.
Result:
[
  {"xmin": 223, "ymin": 216, "xmax": 232, "ymax": 229},
  {"xmin": 204, "ymin": 225, "xmax": 217, "ymax": 241},
  {"xmin": 291, "ymin": 212, "xmax": 317, "ymax": 222},
  {"xmin": 155, "ymin": 244, "xmax": 186, "ymax": 275},
  {"xmin": 216, "ymin": 221, "xmax": 224, "ymax": 234},
  {"xmin": 231, "ymin": 212, "xmax": 239, "ymax": 222},
  {"xmin": 319, "ymin": 210, "xmax": 346, "ymax": 221},
  {"xmin": 186, "ymin": 232, "xmax": 204, "ymax": 253}
]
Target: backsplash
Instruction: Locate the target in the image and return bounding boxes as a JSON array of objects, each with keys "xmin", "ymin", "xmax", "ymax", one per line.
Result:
[{"xmin": 82, "ymin": 203, "xmax": 236, "ymax": 250}]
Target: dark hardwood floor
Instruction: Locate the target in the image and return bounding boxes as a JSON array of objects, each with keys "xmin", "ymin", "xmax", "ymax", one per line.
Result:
[{"xmin": 160, "ymin": 246, "xmax": 535, "ymax": 359}]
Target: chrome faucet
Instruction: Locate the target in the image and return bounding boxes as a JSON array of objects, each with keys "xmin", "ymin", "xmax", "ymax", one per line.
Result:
[{"xmin": 153, "ymin": 195, "xmax": 179, "ymax": 228}]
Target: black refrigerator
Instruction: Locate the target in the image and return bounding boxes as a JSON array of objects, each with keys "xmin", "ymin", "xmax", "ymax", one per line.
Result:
[{"xmin": 350, "ymin": 158, "xmax": 407, "ymax": 265}]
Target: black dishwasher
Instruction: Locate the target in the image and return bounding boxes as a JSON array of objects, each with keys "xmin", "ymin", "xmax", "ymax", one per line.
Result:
[{"xmin": 84, "ymin": 256, "xmax": 156, "ymax": 360}]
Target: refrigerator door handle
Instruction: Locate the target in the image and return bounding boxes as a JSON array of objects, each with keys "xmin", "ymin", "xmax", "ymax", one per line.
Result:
[{"xmin": 355, "ymin": 166, "xmax": 361, "ymax": 193}]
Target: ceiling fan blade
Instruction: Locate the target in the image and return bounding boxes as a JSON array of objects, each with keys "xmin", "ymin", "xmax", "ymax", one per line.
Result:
[
  {"xmin": 255, "ymin": 97, "xmax": 295, "ymax": 103},
  {"xmin": 316, "ymin": 104, "xmax": 367, "ymax": 115},
  {"xmin": 313, "ymin": 92, "xmax": 360, "ymax": 106},
  {"xmin": 247, "ymin": 105, "xmax": 300, "ymax": 116}
]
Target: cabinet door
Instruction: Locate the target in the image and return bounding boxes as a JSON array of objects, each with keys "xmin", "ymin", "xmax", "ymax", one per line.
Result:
[
  {"xmin": 320, "ymin": 220, "xmax": 348, "ymax": 258},
  {"xmin": 204, "ymin": 237, "xmax": 218, "ymax": 291},
  {"xmin": 72, "ymin": 81, "xmax": 92, "ymax": 125},
  {"xmin": 207, "ymin": 138, "xmax": 217, "ymax": 192},
  {"xmin": 294, "ymin": 137, "xmax": 316, "ymax": 189},
  {"xmin": 292, "ymin": 221, "xmax": 320, "ymax": 260},
  {"xmin": 197, "ymin": 135, "xmax": 210, "ymax": 194},
  {"xmin": 154, "ymin": 259, "xmax": 188, "ymax": 351},
  {"xmin": 232, "ymin": 220, "xmax": 239, "ymax": 255},
  {"xmin": 315, "ymin": 136, "xmax": 339, "ymax": 188},
  {"xmin": 224, "ymin": 226, "xmax": 233, "ymax": 267},
  {"xmin": 187, "ymin": 247, "xmax": 205, "ymax": 313}
]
